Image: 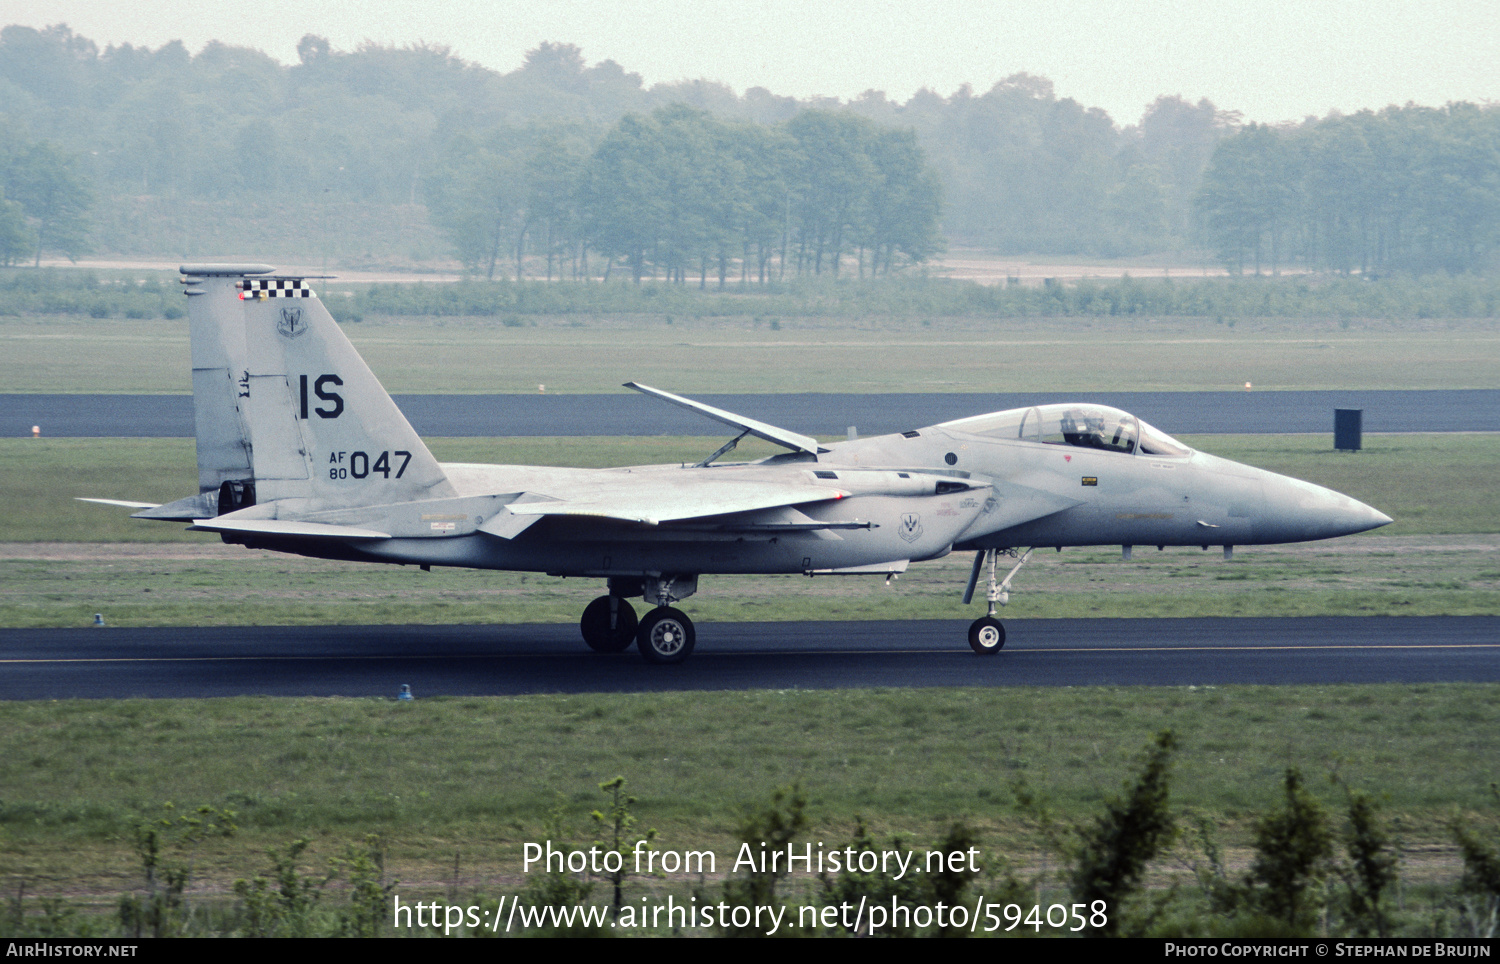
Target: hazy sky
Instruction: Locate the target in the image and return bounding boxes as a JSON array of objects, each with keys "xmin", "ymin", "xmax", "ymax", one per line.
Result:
[{"xmin": 1, "ymin": 0, "xmax": 1494, "ymax": 126}]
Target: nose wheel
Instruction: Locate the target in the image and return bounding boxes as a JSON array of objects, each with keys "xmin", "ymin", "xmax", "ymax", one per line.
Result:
[
  {"xmin": 968, "ymin": 616, "xmax": 1005, "ymax": 655},
  {"xmin": 638, "ymin": 607, "xmax": 695, "ymax": 664}
]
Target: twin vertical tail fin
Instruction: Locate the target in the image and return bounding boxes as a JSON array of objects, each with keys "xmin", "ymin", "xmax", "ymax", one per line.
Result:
[{"xmin": 180, "ymin": 264, "xmax": 453, "ymax": 515}]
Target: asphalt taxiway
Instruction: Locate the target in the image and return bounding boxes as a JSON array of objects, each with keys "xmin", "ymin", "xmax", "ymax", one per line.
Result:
[{"xmin": 3, "ymin": 617, "xmax": 1496, "ymax": 700}]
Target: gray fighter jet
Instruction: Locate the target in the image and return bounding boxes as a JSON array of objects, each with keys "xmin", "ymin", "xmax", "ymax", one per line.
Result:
[{"xmin": 87, "ymin": 264, "xmax": 1392, "ymax": 663}]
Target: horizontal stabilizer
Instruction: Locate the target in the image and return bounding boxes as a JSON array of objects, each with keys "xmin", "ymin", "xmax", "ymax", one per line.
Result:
[
  {"xmin": 188, "ymin": 518, "xmax": 391, "ymax": 540},
  {"xmin": 77, "ymin": 497, "xmax": 159, "ymax": 509},
  {"xmin": 77, "ymin": 492, "xmax": 219, "ymax": 521},
  {"xmin": 134, "ymin": 492, "xmax": 220, "ymax": 520},
  {"xmin": 625, "ymin": 383, "xmax": 822, "ymax": 457}
]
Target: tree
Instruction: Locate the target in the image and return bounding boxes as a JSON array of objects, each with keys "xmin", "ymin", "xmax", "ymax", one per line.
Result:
[
  {"xmin": 785, "ymin": 110, "xmax": 875, "ymax": 276},
  {"xmin": 521, "ymin": 127, "xmax": 590, "ymax": 280},
  {"xmin": 648, "ymin": 105, "xmax": 734, "ymax": 286},
  {"xmin": 1243, "ymin": 768, "xmax": 1335, "ymax": 932},
  {"xmin": 721, "ymin": 783, "xmax": 807, "ymax": 935},
  {"xmin": 861, "ymin": 125, "xmax": 944, "ymax": 274},
  {"xmin": 581, "ymin": 113, "xmax": 670, "ymax": 282},
  {"xmin": 1070, "ymin": 730, "xmax": 1178, "ymax": 935},
  {"xmin": 520, "ymin": 42, "xmax": 588, "ymax": 95},
  {"xmin": 1195, "ymin": 124, "xmax": 1298, "ymax": 274},
  {"xmin": 1339, "ymin": 789, "xmax": 1397, "ymax": 937},
  {"xmin": 3, "ymin": 140, "xmax": 92, "ymax": 264},
  {"xmin": 1450, "ymin": 784, "xmax": 1500, "ymax": 938},
  {"xmin": 724, "ymin": 121, "xmax": 797, "ymax": 283},
  {"xmin": 296, "ymin": 34, "xmax": 330, "ymax": 67},
  {"xmin": 591, "ymin": 776, "xmax": 656, "ymax": 921},
  {"xmin": 1136, "ymin": 95, "xmax": 1237, "ymax": 241},
  {"xmin": 0, "ymin": 194, "xmax": 34, "ymax": 266},
  {"xmin": 426, "ymin": 133, "xmax": 527, "ymax": 279}
]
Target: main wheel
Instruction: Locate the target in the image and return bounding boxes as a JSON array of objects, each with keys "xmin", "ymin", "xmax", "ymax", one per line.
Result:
[
  {"xmin": 637, "ymin": 607, "xmax": 695, "ymax": 664},
  {"xmin": 580, "ymin": 595, "xmax": 638, "ymax": 653},
  {"xmin": 968, "ymin": 616, "xmax": 1005, "ymax": 655}
]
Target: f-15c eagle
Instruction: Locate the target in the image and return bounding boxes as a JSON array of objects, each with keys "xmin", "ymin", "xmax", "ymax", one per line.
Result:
[{"xmin": 85, "ymin": 264, "xmax": 1392, "ymax": 663}]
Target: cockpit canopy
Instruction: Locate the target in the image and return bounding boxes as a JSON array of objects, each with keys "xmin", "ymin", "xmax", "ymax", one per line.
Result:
[{"xmin": 938, "ymin": 403, "xmax": 1192, "ymax": 457}]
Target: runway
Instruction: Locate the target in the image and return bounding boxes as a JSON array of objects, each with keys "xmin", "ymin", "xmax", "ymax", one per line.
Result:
[
  {"xmin": 6, "ymin": 389, "xmax": 1498, "ymax": 438},
  {"xmin": 2, "ymin": 617, "xmax": 1496, "ymax": 700}
]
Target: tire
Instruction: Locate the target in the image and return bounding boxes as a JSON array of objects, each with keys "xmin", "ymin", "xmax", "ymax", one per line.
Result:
[
  {"xmin": 968, "ymin": 616, "xmax": 1005, "ymax": 655},
  {"xmin": 637, "ymin": 607, "xmax": 695, "ymax": 664},
  {"xmin": 580, "ymin": 595, "xmax": 638, "ymax": 653}
]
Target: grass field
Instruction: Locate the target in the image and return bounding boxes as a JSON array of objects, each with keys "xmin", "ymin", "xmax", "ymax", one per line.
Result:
[
  {"xmin": 4, "ymin": 313, "xmax": 1499, "ymax": 394},
  {"xmin": 2, "ymin": 685, "xmax": 1496, "ymax": 918}
]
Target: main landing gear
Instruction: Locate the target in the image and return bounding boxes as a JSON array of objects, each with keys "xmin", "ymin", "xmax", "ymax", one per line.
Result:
[
  {"xmin": 580, "ymin": 594, "xmax": 638, "ymax": 653},
  {"xmin": 637, "ymin": 607, "xmax": 695, "ymax": 664},
  {"xmin": 963, "ymin": 548, "xmax": 1033, "ymax": 655},
  {"xmin": 579, "ymin": 575, "xmax": 698, "ymax": 664}
]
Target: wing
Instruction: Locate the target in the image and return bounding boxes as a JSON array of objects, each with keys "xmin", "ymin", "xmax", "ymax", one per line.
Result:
[{"xmin": 482, "ymin": 474, "xmax": 848, "ymax": 537}]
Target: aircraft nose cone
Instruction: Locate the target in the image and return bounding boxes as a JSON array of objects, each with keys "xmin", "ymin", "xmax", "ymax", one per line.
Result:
[
  {"xmin": 1336, "ymin": 499, "xmax": 1393, "ymax": 536},
  {"xmin": 1257, "ymin": 474, "xmax": 1393, "ymax": 542}
]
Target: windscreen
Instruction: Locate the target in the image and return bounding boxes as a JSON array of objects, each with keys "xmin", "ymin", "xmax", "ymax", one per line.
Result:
[{"xmin": 1136, "ymin": 418, "xmax": 1192, "ymax": 457}]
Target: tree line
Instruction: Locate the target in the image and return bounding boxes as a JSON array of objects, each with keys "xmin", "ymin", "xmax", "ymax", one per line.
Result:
[
  {"xmin": 0, "ymin": 24, "xmax": 1495, "ymax": 274},
  {"xmin": 426, "ymin": 106, "xmax": 942, "ymax": 283},
  {"xmin": 1197, "ymin": 104, "xmax": 1500, "ymax": 275},
  {"xmin": 0, "ymin": 26, "xmax": 1251, "ymax": 264}
]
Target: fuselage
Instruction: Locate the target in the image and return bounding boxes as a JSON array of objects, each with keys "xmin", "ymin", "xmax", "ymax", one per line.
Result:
[
  {"xmin": 226, "ymin": 402, "xmax": 1390, "ymax": 578},
  {"xmin": 819, "ymin": 408, "xmax": 1392, "ymax": 550}
]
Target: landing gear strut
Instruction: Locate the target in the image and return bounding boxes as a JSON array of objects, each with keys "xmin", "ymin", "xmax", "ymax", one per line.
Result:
[
  {"xmin": 963, "ymin": 548, "xmax": 1032, "ymax": 655},
  {"xmin": 580, "ymin": 595, "xmax": 638, "ymax": 653}
]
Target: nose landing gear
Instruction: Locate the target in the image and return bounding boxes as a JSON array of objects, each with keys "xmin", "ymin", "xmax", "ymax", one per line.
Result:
[{"xmin": 963, "ymin": 547, "xmax": 1032, "ymax": 656}]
